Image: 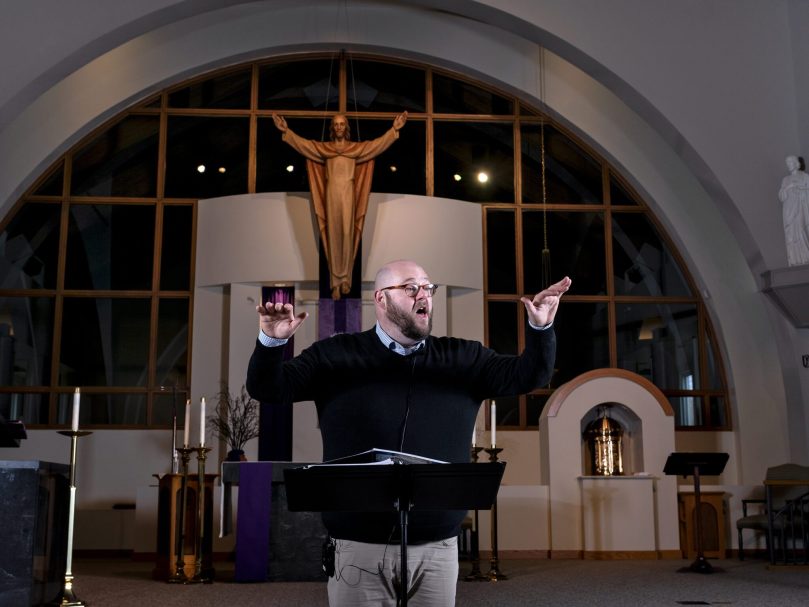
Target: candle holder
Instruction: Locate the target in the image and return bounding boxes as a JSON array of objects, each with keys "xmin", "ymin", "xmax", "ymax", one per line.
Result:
[
  {"xmin": 463, "ymin": 446, "xmax": 488, "ymax": 582},
  {"xmin": 167, "ymin": 447, "xmax": 194, "ymax": 584},
  {"xmin": 54, "ymin": 430, "xmax": 93, "ymax": 606},
  {"xmin": 484, "ymin": 446, "xmax": 508, "ymax": 581},
  {"xmin": 170, "ymin": 387, "xmax": 179, "ymax": 475},
  {"xmin": 188, "ymin": 446, "xmax": 213, "ymax": 584}
]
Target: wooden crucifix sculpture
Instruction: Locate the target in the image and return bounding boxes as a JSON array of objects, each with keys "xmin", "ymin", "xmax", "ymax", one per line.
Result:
[{"xmin": 272, "ymin": 112, "xmax": 408, "ymax": 299}]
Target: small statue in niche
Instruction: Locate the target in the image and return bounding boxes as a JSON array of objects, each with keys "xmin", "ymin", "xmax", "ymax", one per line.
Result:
[{"xmin": 778, "ymin": 155, "xmax": 809, "ymax": 266}]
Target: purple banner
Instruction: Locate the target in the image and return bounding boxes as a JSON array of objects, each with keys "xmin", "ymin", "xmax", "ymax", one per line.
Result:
[
  {"xmin": 234, "ymin": 462, "xmax": 273, "ymax": 582},
  {"xmin": 318, "ymin": 298, "xmax": 362, "ymax": 339}
]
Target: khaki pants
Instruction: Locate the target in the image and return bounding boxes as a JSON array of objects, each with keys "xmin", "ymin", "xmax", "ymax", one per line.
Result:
[{"xmin": 327, "ymin": 537, "xmax": 459, "ymax": 607}]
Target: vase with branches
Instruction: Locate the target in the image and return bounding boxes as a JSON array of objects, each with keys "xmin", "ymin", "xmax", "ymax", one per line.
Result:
[{"xmin": 208, "ymin": 384, "xmax": 260, "ymax": 461}]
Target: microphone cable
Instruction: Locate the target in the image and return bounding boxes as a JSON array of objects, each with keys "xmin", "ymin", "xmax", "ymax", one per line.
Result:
[{"xmin": 398, "ymin": 345, "xmax": 421, "ymax": 452}]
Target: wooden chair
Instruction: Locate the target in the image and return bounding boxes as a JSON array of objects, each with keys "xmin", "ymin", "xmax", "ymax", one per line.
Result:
[{"xmin": 736, "ymin": 463, "xmax": 809, "ymax": 563}]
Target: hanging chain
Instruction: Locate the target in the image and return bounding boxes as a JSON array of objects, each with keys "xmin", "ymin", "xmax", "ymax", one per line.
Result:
[
  {"xmin": 348, "ymin": 52, "xmax": 361, "ymax": 141},
  {"xmin": 323, "ymin": 1, "xmax": 361, "ymax": 141},
  {"xmin": 340, "ymin": 0, "xmax": 361, "ymax": 139},
  {"xmin": 539, "ymin": 45, "xmax": 551, "ymax": 286},
  {"xmin": 321, "ymin": 52, "xmax": 337, "ymax": 141}
]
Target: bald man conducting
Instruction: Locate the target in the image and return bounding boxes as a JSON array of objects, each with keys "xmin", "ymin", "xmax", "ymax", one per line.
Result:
[{"xmin": 247, "ymin": 260, "xmax": 571, "ymax": 607}]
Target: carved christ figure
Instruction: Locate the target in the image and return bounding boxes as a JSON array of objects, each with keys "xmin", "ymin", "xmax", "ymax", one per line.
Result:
[{"xmin": 272, "ymin": 112, "xmax": 408, "ymax": 298}]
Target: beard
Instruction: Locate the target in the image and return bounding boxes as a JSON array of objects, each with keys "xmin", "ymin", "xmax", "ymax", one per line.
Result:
[{"xmin": 384, "ymin": 293, "xmax": 432, "ymax": 341}]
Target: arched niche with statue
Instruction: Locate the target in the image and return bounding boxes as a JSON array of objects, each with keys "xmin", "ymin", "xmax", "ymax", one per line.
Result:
[{"xmin": 539, "ymin": 368, "xmax": 679, "ymax": 558}]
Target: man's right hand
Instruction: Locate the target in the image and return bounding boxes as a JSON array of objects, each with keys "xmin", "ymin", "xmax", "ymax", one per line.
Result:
[{"xmin": 257, "ymin": 302, "xmax": 307, "ymax": 339}]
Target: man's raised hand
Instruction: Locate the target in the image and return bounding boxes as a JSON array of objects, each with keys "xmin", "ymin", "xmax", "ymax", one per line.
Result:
[
  {"xmin": 257, "ymin": 301, "xmax": 308, "ymax": 340},
  {"xmin": 520, "ymin": 276, "xmax": 572, "ymax": 328}
]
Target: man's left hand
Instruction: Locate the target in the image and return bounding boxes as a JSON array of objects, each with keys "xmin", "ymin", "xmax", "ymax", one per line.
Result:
[{"xmin": 521, "ymin": 276, "xmax": 572, "ymax": 327}]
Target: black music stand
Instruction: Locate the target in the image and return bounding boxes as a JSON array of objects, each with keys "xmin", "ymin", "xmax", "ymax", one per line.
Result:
[
  {"xmin": 285, "ymin": 461, "xmax": 505, "ymax": 606},
  {"xmin": 664, "ymin": 452, "xmax": 729, "ymax": 574}
]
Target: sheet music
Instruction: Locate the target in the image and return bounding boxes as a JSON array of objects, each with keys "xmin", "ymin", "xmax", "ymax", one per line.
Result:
[{"xmin": 309, "ymin": 448, "xmax": 448, "ymax": 467}]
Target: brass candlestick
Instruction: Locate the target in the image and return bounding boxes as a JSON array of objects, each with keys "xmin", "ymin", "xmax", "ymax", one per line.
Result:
[
  {"xmin": 55, "ymin": 430, "xmax": 92, "ymax": 606},
  {"xmin": 167, "ymin": 447, "xmax": 193, "ymax": 584},
  {"xmin": 464, "ymin": 446, "xmax": 488, "ymax": 581},
  {"xmin": 170, "ymin": 387, "xmax": 179, "ymax": 475},
  {"xmin": 188, "ymin": 446, "xmax": 213, "ymax": 584},
  {"xmin": 484, "ymin": 446, "xmax": 508, "ymax": 581}
]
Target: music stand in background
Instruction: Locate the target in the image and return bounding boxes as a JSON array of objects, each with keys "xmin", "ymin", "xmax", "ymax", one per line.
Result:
[
  {"xmin": 664, "ymin": 452, "xmax": 729, "ymax": 574},
  {"xmin": 285, "ymin": 462, "xmax": 505, "ymax": 607}
]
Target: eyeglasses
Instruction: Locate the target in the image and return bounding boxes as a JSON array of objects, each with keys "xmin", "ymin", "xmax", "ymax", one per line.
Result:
[{"xmin": 379, "ymin": 283, "xmax": 439, "ymax": 297}]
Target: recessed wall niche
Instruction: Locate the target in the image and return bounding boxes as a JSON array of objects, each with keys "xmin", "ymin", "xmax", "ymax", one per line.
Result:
[{"xmin": 581, "ymin": 403, "xmax": 643, "ymax": 476}]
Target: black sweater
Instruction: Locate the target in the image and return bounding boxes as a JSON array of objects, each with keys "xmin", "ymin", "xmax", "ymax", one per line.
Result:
[{"xmin": 246, "ymin": 326, "xmax": 556, "ymax": 543}]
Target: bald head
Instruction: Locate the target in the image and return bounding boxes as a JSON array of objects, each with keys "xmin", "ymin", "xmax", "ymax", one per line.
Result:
[{"xmin": 374, "ymin": 260, "xmax": 429, "ymax": 291}]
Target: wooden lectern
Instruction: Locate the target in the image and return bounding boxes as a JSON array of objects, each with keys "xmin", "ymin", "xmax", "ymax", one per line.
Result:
[{"xmin": 152, "ymin": 473, "xmax": 217, "ymax": 580}]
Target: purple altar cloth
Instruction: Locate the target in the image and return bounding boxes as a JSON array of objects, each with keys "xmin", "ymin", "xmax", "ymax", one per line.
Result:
[{"xmin": 234, "ymin": 462, "xmax": 273, "ymax": 582}]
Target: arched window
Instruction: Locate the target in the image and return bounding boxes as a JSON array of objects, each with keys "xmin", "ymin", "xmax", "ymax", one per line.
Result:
[{"xmin": 0, "ymin": 54, "xmax": 728, "ymax": 430}]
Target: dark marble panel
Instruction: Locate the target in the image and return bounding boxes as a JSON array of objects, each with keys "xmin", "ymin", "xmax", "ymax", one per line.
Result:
[
  {"xmin": 0, "ymin": 461, "xmax": 69, "ymax": 607},
  {"xmin": 268, "ymin": 483, "xmax": 326, "ymax": 582}
]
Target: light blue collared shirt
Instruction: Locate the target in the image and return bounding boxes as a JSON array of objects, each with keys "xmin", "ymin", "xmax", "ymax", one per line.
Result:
[{"xmin": 374, "ymin": 323, "xmax": 425, "ymax": 356}]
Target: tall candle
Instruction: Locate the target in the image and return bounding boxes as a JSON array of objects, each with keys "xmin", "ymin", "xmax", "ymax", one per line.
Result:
[
  {"xmin": 472, "ymin": 420, "xmax": 477, "ymax": 448},
  {"xmin": 171, "ymin": 394, "xmax": 178, "ymax": 444},
  {"xmin": 490, "ymin": 400, "xmax": 497, "ymax": 448},
  {"xmin": 183, "ymin": 399, "xmax": 191, "ymax": 447},
  {"xmin": 199, "ymin": 397, "xmax": 206, "ymax": 447},
  {"xmin": 71, "ymin": 388, "xmax": 81, "ymax": 432}
]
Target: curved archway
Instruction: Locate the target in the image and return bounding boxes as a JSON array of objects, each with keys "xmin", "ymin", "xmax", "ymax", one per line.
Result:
[{"xmin": 545, "ymin": 368, "xmax": 674, "ymax": 419}]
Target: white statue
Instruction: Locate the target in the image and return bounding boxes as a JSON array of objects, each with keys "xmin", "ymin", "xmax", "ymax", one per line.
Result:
[{"xmin": 778, "ymin": 155, "xmax": 809, "ymax": 266}]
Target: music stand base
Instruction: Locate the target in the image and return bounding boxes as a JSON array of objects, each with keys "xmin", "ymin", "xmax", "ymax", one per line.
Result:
[{"xmin": 678, "ymin": 556, "xmax": 723, "ymax": 574}]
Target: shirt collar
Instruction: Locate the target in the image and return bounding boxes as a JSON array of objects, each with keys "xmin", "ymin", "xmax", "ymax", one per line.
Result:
[{"xmin": 375, "ymin": 323, "xmax": 425, "ymax": 356}]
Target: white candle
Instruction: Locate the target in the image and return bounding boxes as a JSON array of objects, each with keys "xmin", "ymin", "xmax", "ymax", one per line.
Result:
[
  {"xmin": 183, "ymin": 399, "xmax": 191, "ymax": 447},
  {"xmin": 71, "ymin": 388, "xmax": 81, "ymax": 432},
  {"xmin": 490, "ymin": 400, "xmax": 497, "ymax": 448},
  {"xmin": 472, "ymin": 420, "xmax": 477, "ymax": 448},
  {"xmin": 199, "ymin": 397, "xmax": 206, "ymax": 447}
]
